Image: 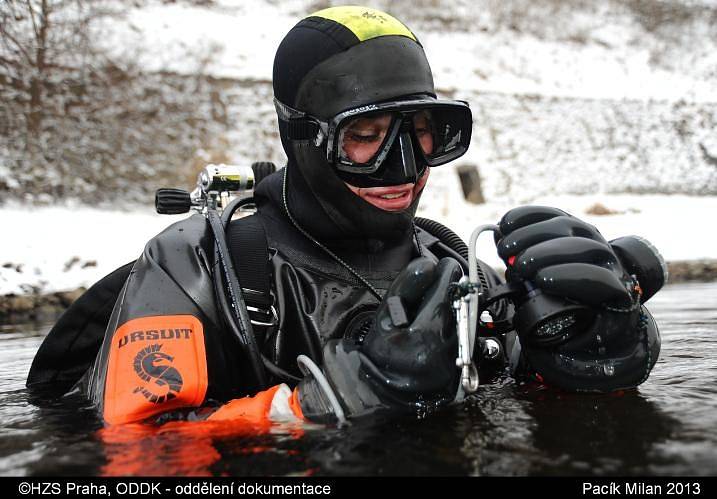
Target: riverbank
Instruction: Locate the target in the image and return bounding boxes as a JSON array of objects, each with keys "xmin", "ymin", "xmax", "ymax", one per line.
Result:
[
  {"xmin": 2, "ymin": 259, "xmax": 715, "ymax": 325},
  {"xmin": 2, "ymin": 194, "xmax": 715, "ymax": 323}
]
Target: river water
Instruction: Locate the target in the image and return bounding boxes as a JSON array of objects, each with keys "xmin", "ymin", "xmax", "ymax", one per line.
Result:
[{"xmin": 1, "ymin": 282, "xmax": 715, "ymax": 476}]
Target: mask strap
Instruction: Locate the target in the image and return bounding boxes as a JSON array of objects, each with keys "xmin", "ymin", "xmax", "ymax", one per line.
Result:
[{"xmin": 274, "ymin": 98, "xmax": 326, "ymax": 144}]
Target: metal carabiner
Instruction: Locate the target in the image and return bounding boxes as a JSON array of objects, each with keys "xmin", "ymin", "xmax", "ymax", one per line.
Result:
[{"xmin": 454, "ymin": 276, "xmax": 479, "ymax": 394}]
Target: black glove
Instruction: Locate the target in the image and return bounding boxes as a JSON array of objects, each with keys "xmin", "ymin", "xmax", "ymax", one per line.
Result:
[
  {"xmin": 496, "ymin": 206, "xmax": 663, "ymax": 392},
  {"xmin": 296, "ymin": 257, "xmax": 462, "ymax": 423}
]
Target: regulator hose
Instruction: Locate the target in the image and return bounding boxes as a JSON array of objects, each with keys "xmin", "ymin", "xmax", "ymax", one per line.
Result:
[
  {"xmin": 415, "ymin": 217, "xmax": 469, "ymax": 261},
  {"xmin": 220, "ymin": 196, "xmax": 301, "ymax": 385},
  {"xmin": 208, "ymin": 205, "xmax": 268, "ymax": 389}
]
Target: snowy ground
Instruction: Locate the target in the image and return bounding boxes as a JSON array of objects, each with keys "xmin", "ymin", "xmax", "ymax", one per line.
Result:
[
  {"xmin": 1, "ymin": 189, "xmax": 715, "ymax": 296},
  {"xmin": 103, "ymin": 0, "xmax": 717, "ymax": 102},
  {"xmin": 98, "ymin": 0, "xmax": 717, "ymax": 200},
  {"xmin": 3, "ymin": 0, "xmax": 716, "ymax": 296},
  {"xmin": 0, "ymin": 204, "xmax": 185, "ymax": 296}
]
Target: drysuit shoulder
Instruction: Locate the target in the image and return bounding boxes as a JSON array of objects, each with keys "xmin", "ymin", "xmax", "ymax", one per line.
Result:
[
  {"xmin": 26, "ymin": 214, "xmax": 216, "ymax": 397},
  {"xmin": 128, "ymin": 213, "xmax": 218, "ymax": 321},
  {"xmin": 88, "ymin": 214, "xmax": 256, "ymax": 423}
]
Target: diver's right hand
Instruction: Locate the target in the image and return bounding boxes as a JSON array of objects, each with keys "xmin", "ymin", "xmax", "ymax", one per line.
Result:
[{"xmin": 296, "ymin": 257, "xmax": 462, "ymax": 423}]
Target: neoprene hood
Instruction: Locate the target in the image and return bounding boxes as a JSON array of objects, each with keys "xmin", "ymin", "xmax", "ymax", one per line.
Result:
[{"xmin": 272, "ymin": 6, "xmax": 437, "ymax": 243}]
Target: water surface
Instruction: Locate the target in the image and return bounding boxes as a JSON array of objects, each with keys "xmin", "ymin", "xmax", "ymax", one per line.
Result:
[{"xmin": 1, "ymin": 282, "xmax": 715, "ymax": 476}]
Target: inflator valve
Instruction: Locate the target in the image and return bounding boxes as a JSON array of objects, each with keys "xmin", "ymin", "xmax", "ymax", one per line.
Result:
[{"xmin": 155, "ymin": 188, "xmax": 192, "ymax": 214}]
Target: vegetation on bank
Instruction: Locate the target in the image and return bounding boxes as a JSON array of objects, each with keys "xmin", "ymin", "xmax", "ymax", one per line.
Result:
[{"xmin": 2, "ymin": 0, "xmax": 717, "ymax": 205}]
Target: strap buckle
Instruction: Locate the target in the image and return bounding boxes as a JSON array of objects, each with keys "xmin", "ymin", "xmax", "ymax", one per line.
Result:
[{"xmin": 248, "ymin": 304, "xmax": 278, "ymax": 328}]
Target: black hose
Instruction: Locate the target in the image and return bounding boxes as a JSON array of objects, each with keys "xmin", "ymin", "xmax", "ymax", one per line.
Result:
[
  {"xmin": 219, "ymin": 195, "xmax": 303, "ymax": 386},
  {"xmin": 208, "ymin": 208, "xmax": 268, "ymax": 389},
  {"xmin": 433, "ymin": 240, "xmax": 469, "ymax": 271},
  {"xmin": 263, "ymin": 358, "xmax": 302, "ymax": 384},
  {"xmin": 221, "ymin": 196, "xmax": 256, "ymax": 225},
  {"xmin": 414, "ymin": 217, "xmax": 469, "ymax": 261}
]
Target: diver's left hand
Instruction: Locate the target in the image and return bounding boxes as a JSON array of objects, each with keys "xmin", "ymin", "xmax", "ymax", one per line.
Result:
[
  {"xmin": 495, "ymin": 206, "xmax": 663, "ymax": 392},
  {"xmin": 496, "ymin": 206, "xmax": 642, "ymax": 310}
]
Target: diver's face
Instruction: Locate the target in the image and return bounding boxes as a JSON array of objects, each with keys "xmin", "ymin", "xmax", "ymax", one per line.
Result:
[
  {"xmin": 344, "ymin": 167, "xmax": 430, "ymax": 212},
  {"xmin": 340, "ymin": 111, "xmax": 435, "ymax": 164},
  {"xmin": 341, "ymin": 111, "xmax": 433, "ymax": 211}
]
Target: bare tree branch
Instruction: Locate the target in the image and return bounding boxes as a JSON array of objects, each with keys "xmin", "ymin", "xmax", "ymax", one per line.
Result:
[
  {"xmin": 0, "ymin": 22, "xmax": 34, "ymax": 65},
  {"xmin": 25, "ymin": 0, "xmax": 40, "ymax": 41}
]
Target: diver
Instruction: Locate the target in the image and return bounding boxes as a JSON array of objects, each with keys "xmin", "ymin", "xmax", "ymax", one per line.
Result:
[{"xmin": 27, "ymin": 6, "xmax": 663, "ymax": 426}]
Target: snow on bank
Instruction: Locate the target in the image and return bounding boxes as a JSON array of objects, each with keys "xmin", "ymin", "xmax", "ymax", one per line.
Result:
[
  {"xmin": 1, "ymin": 192, "xmax": 715, "ymax": 296},
  {"xmin": 425, "ymin": 29, "xmax": 717, "ymax": 103},
  {"xmin": 421, "ymin": 191, "xmax": 717, "ymax": 270},
  {"xmin": 99, "ymin": 0, "xmax": 717, "ymax": 103},
  {"xmin": 0, "ymin": 204, "xmax": 185, "ymax": 296}
]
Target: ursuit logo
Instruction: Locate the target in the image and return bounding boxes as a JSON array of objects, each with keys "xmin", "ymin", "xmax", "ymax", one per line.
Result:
[
  {"xmin": 132, "ymin": 343, "xmax": 184, "ymax": 404},
  {"xmin": 104, "ymin": 315, "xmax": 207, "ymax": 425},
  {"xmin": 118, "ymin": 328, "xmax": 192, "ymax": 348}
]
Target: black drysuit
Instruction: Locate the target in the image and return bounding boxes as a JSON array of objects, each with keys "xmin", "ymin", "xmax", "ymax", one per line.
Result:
[{"xmin": 26, "ymin": 169, "xmax": 658, "ymax": 424}]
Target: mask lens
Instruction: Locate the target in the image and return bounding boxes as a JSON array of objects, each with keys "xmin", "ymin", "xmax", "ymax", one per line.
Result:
[
  {"xmin": 412, "ymin": 110, "xmax": 435, "ymax": 156},
  {"xmin": 332, "ymin": 101, "xmax": 472, "ymax": 174},
  {"xmin": 338, "ymin": 112, "xmax": 395, "ymax": 165},
  {"xmin": 417, "ymin": 107, "xmax": 470, "ymax": 163}
]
